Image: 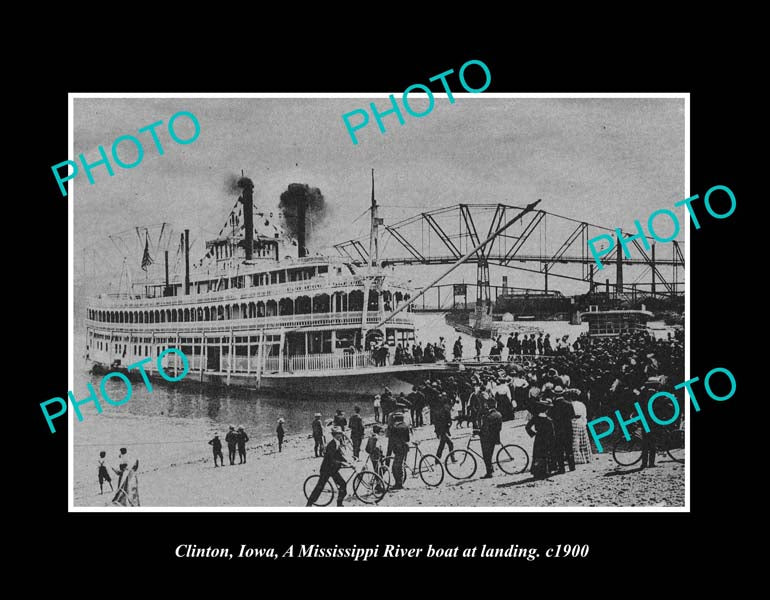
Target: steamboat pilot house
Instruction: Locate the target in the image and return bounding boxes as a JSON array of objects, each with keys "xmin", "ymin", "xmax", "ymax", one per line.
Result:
[{"xmin": 84, "ymin": 179, "xmax": 417, "ymax": 390}]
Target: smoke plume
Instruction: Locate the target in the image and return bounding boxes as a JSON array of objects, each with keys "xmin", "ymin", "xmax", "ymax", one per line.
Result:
[
  {"xmin": 224, "ymin": 173, "xmax": 254, "ymax": 195},
  {"xmin": 279, "ymin": 183, "xmax": 328, "ymax": 246}
]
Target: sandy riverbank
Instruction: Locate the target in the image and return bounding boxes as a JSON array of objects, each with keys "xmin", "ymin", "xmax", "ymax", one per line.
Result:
[{"xmin": 75, "ymin": 417, "xmax": 684, "ymax": 508}]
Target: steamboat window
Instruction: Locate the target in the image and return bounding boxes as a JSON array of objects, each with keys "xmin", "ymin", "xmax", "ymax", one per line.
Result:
[
  {"xmin": 295, "ymin": 296, "xmax": 311, "ymax": 315},
  {"xmin": 279, "ymin": 298, "xmax": 294, "ymax": 316},
  {"xmin": 309, "ymin": 331, "xmax": 332, "ymax": 354},
  {"xmin": 349, "ymin": 290, "xmax": 364, "ymax": 311},
  {"xmin": 335, "ymin": 329, "xmax": 357, "ymax": 349},
  {"xmin": 313, "ymin": 294, "xmax": 330, "ymax": 314},
  {"xmin": 334, "ymin": 292, "xmax": 348, "ymax": 312},
  {"xmin": 367, "ymin": 291, "xmax": 379, "ymax": 311}
]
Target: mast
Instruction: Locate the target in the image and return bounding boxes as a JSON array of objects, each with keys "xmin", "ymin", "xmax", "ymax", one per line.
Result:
[
  {"xmin": 361, "ymin": 169, "xmax": 378, "ymax": 348},
  {"xmin": 164, "ymin": 250, "xmax": 170, "ymax": 296},
  {"xmin": 368, "ymin": 168, "xmax": 379, "ymax": 273},
  {"xmin": 184, "ymin": 229, "xmax": 190, "ymax": 295}
]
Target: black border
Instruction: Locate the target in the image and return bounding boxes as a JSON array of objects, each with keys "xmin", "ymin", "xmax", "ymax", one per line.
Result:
[{"xmin": 33, "ymin": 42, "xmax": 743, "ymax": 579}]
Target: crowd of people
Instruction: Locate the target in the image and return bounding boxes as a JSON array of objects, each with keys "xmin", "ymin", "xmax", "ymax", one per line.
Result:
[
  {"xmin": 361, "ymin": 328, "xmax": 683, "ymax": 484},
  {"xmin": 378, "ymin": 338, "xmax": 450, "ymax": 366},
  {"xmin": 371, "ymin": 328, "xmax": 678, "ymax": 368},
  {"xmin": 100, "ymin": 327, "xmax": 681, "ymax": 505}
]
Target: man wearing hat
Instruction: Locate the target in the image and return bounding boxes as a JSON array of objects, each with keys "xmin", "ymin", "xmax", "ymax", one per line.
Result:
[
  {"xmin": 236, "ymin": 426, "xmax": 249, "ymax": 464},
  {"xmin": 389, "ymin": 412, "xmax": 411, "ymax": 489},
  {"xmin": 225, "ymin": 426, "xmax": 238, "ymax": 466},
  {"xmin": 381, "ymin": 388, "xmax": 395, "ymax": 424},
  {"xmin": 480, "ymin": 396, "xmax": 503, "ymax": 478},
  {"xmin": 408, "ymin": 385, "xmax": 425, "ymax": 427},
  {"xmin": 434, "ymin": 397, "xmax": 456, "ymax": 462},
  {"xmin": 306, "ymin": 426, "xmax": 350, "ymax": 507},
  {"xmin": 312, "ymin": 413, "xmax": 325, "ymax": 458},
  {"xmin": 365, "ymin": 425, "xmax": 386, "ymax": 477},
  {"xmin": 208, "ymin": 432, "xmax": 224, "ymax": 467}
]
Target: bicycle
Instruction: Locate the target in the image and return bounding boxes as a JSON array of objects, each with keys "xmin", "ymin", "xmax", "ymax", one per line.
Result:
[
  {"xmin": 381, "ymin": 440, "xmax": 444, "ymax": 487},
  {"xmin": 445, "ymin": 430, "xmax": 530, "ymax": 479},
  {"xmin": 303, "ymin": 462, "xmax": 387, "ymax": 506},
  {"xmin": 612, "ymin": 425, "xmax": 685, "ymax": 467},
  {"xmin": 362, "ymin": 453, "xmax": 393, "ymax": 489}
]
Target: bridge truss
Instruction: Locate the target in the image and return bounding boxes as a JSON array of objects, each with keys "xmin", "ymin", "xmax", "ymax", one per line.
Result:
[{"xmin": 334, "ymin": 203, "xmax": 685, "ymax": 306}]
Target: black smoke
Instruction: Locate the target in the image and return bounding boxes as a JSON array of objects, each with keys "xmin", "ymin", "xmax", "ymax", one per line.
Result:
[
  {"xmin": 279, "ymin": 183, "xmax": 327, "ymax": 245},
  {"xmin": 224, "ymin": 173, "xmax": 254, "ymax": 195}
]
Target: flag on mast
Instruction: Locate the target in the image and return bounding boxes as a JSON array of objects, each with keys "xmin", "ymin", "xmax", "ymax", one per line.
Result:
[{"xmin": 141, "ymin": 232, "xmax": 154, "ymax": 271}]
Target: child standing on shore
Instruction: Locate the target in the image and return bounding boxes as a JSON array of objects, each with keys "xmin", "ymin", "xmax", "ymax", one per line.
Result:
[{"xmin": 97, "ymin": 451, "xmax": 113, "ymax": 495}]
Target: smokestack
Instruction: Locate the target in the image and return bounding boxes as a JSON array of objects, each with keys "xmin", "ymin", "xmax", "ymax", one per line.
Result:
[
  {"xmin": 297, "ymin": 193, "xmax": 307, "ymax": 258},
  {"xmin": 164, "ymin": 250, "xmax": 169, "ymax": 295},
  {"xmin": 239, "ymin": 178, "xmax": 255, "ymax": 260},
  {"xmin": 184, "ymin": 229, "xmax": 190, "ymax": 295}
]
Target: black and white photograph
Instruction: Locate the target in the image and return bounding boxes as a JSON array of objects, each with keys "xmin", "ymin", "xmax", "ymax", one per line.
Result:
[{"xmin": 71, "ymin": 94, "xmax": 687, "ymax": 509}]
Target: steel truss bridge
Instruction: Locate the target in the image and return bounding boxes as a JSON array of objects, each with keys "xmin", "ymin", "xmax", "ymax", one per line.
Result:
[{"xmin": 334, "ymin": 203, "xmax": 685, "ymax": 307}]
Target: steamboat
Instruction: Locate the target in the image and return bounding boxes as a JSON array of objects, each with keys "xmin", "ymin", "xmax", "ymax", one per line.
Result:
[{"xmin": 84, "ymin": 174, "xmax": 446, "ymax": 395}]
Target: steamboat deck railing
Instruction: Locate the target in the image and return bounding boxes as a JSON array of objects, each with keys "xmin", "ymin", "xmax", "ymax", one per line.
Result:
[
  {"xmin": 88, "ymin": 275, "xmax": 412, "ymax": 309},
  {"xmin": 85, "ymin": 311, "xmax": 413, "ymax": 333}
]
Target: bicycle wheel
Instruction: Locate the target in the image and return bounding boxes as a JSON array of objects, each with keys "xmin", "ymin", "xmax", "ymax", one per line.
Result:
[
  {"xmin": 381, "ymin": 457, "xmax": 398, "ymax": 487},
  {"xmin": 665, "ymin": 429, "xmax": 685, "ymax": 463},
  {"xmin": 379, "ymin": 464, "xmax": 393, "ymax": 490},
  {"xmin": 496, "ymin": 444, "xmax": 530, "ymax": 475},
  {"xmin": 418, "ymin": 454, "xmax": 445, "ymax": 487},
  {"xmin": 612, "ymin": 437, "xmax": 643, "ymax": 466},
  {"xmin": 353, "ymin": 470, "xmax": 387, "ymax": 504},
  {"xmin": 445, "ymin": 449, "xmax": 477, "ymax": 479},
  {"xmin": 303, "ymin": 475, "xmax": 334, "ymax": 506}
]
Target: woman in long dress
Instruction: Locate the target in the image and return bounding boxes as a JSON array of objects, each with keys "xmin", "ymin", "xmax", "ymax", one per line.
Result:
[
  {"xmin": 569, "ymin": 390, "xmax": 592, "ymax": 464},
  {"xmin": 525, "ymin": 408, "xmax": 555, "ymax": 479}
]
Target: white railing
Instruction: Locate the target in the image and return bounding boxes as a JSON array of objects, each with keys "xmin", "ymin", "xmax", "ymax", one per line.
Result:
[
  {"xmin": 89, "ymin": 275, "xmax": 374, "ymax": 309},
  {"xmin": 84, "ymin": 311, "xmax": 414, "ymax": 333},
  {"xmin": 283, "ymin": 351, "xmax": 375, "ymax": 373},
  {"xmin": 258, "ymin": 351, "xmax": 375, "ymax": 374}
]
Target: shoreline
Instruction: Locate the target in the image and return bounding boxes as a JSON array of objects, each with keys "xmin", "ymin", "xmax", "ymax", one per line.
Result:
[{"xmin": 75, "ymin": 417, "xmax": 684, "ymax": 508}]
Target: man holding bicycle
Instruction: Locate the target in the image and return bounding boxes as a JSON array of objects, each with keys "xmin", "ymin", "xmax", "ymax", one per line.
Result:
[{"xmin": 306, "ymin": 426, "xmax": 351, "ymax": 507}]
